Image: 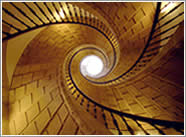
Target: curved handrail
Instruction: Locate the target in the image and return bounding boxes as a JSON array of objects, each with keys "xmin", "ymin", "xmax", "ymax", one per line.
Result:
[
  {"xmin": 66, "ymin": 61, "xmax": 183, "ymax": 128},
  {"xmin": 58, "ymin": 2, "xmax": 183, "ymax": 86},
  {"xmin": 62, "ymin": 2, "xmax": 184, "ymax": 135},
  {"xmin": 3, "ymin": 1, "xmax": 184, "ymax": 135},
  {"xmin": 3, "ymin": 2, "xmax": 184, "ymax": 86},
  {"xmin": 83, "ymin": 1, "xmax": 184, "ymax": 84},
  {"xmin": 2, "ymin": 2, "xmax": 121, "ymax": 83}
]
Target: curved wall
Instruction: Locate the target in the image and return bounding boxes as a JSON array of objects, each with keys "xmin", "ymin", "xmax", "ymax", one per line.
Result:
[{"xmin": 2, "ymin": 2, "xmax": 184, "ymax": 135}]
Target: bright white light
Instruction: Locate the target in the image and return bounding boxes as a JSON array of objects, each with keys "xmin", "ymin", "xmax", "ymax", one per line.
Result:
[
  {"xmin": 59, "ymin": 9, "xmax": 65, "ymax": 19},
  {"xmin": 80, "ymin": 55, "xmax": 104, "ymax": 78},
  {"xmin": 161, "ymin": 2, "xmax": 174, "ymax": 13}
]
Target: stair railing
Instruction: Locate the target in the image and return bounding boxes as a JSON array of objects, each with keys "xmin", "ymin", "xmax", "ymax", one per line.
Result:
[{"xmin": 61, "ymin": 2, "xmax": 184, "ymax": 135}]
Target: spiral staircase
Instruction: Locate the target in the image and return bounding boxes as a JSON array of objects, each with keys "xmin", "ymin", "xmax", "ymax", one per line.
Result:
[{"xmin": 2, "ymin": 2, "xmax": 184, "ymax": 135}]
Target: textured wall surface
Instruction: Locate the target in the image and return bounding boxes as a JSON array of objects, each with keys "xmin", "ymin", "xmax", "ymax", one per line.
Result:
[{"xmin": 2, "ymin": 2, "xmax": 184, "ymax": 135}]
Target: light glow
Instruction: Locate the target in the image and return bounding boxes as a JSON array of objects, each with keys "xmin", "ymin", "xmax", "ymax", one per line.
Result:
[
  {"xmin": 80, "ymin": 55, "xmax": 104, "ymax": 78},
  {"xmin": 161, "ymin": 2, "xmax": 174, "ymax": 13},
  {"xmin": 59, "ymin": 9, "xmax": 65, "ymax": 19}
]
